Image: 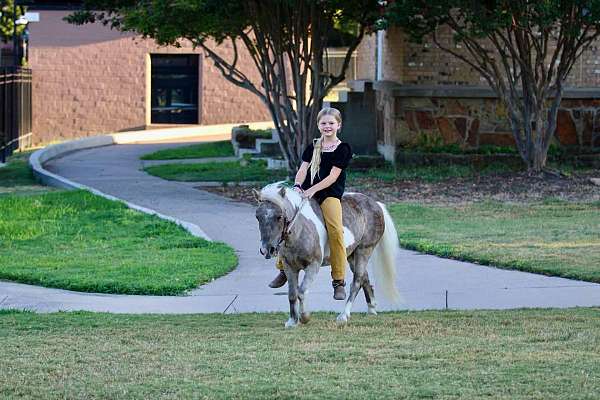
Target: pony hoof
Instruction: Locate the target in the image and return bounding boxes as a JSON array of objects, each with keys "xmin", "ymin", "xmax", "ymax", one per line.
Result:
[
  {"xmin": 285, "ymin": 319, "xmax": 298, "ymax": 329},
  {"xmin": 368, "ymin": 306, "xmax": 377, "ymax": 316},
  {"xmin": 336, "ymin": 313, "xmax": 348, "ymax": 324},
  {"xmin": 300, "ymin": 313, "xmax": 311, "ymax": 324}
]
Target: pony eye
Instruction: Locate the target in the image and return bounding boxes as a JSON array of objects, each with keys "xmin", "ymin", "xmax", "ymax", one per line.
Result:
[{"xmin": 277, "ymin": 216, "xmax": 282, "ymax": 221}]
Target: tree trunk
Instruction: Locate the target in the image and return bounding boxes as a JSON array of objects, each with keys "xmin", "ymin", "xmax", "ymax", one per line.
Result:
[
  {"xmin": 500, "ymin": 75, "xmax": 565, "ymax": 175},
  {"xmin": 509, "ymin": 98, "xmax": 560, "ymax": 175},
  {"xmin": 529, "ymin": 142, "xmax": 548, "ymax": 173},
  {"xmin": 508, "ymin": 119, "xmax": 551, "ymax": 174}
]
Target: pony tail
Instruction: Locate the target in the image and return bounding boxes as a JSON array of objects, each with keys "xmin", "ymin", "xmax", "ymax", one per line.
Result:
[
  {"xmin": 310, "ymin": 137, "xmax": 322, "ymax": 184},
  {"xmin": 371, "ymin": 202, "xmax": 402, "ymax": 305}
]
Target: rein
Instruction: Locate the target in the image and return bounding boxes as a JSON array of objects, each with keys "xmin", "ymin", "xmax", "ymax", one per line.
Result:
[{"xmin": 278, "ymin": 197, "xmax": 308, "ymax": 246}]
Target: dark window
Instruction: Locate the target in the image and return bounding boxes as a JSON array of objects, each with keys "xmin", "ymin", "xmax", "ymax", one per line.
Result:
[{"xmin": 150, "ymin": 54, "xmax": 199, "ymax": 124}]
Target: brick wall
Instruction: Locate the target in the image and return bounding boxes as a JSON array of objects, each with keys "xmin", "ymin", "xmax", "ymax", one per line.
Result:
[
  {"xmin": 28, "ymin": 10, "xmax": 270, "ymax": 145},
  {"xmin": 355, "ymin": 33, "xmax": 376, "ymax": 81},
  {"xmin": 381, "ymin": 27, "xmax": 406, "ymax": 82},
  {"xmin": 399, "ymin": 26, "xmax": 485, "ymax": 85},
  {"xmin": 382, "ymin": 26, "xmax": 600, "ymax": 87},
  {"xmin": 199, "ymin": 38, "xmax": 271, "ymax": 126}
]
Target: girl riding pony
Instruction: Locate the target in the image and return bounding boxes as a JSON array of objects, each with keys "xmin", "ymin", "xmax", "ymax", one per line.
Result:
[{"xmin": 269, "ymin": 107, "xmax": 352, "ymax": 300}]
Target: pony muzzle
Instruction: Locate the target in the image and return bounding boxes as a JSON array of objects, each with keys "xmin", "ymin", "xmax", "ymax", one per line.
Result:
[{"xmin": 260, "ymin": 245, "xmax": 278, "ymax": 259}]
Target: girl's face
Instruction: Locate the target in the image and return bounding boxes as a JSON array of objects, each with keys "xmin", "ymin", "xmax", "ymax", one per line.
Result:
[{"xmin": 318, "ymin": 115, "xmax": 341, "ymax": 139}]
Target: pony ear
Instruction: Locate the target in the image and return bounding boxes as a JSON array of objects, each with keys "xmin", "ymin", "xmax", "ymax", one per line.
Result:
[
  {"xmin": 278, "ymin": 186, "xmax": 286, "ymax": 198},
  {"xmin": 252, "ymin": 189, "xmax": 262, "ymax": 203}
]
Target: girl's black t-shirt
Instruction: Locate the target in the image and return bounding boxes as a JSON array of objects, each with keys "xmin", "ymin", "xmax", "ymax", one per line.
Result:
[{"xmin": 300, "ymin": 142, "xmax": 353, "ymax": 204}]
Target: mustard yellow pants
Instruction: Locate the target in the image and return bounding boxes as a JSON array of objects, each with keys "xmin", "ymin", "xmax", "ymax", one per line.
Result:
[{"xmin": 276, "ymin": 197, "xmax": 346, "ymax": 281}]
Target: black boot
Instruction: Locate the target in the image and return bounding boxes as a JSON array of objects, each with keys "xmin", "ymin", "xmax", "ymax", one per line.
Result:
[
  {"xmin": 268, "ymin": 271, "xmax": 287, "ymax": 288},
  {"xmin": 332, "ymin": 280, "xmax": 346, "ymax": 300}
]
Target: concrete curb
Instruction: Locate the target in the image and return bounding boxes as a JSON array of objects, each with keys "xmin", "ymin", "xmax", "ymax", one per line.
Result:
[{"xmin": 28, "ymin": 122, "xmax": 272, "ymax": 241}]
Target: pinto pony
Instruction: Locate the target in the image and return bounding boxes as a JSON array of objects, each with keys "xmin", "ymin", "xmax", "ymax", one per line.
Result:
[{"xmin": 256, "ymin": 182, "xmax": 401, "ymax": 327}]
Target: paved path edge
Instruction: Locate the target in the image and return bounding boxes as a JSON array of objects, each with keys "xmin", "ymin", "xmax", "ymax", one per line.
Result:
[
  {"xmin": 27, "ymin": 124, "xmax": 276, "ymax": 241},
  {"xmin": 31, "ymin": 143, "xmax": 212, "ymax": 240}
]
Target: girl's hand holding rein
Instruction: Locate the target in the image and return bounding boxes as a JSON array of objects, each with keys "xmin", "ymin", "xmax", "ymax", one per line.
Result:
[
  {"xmin": 292, "ymin": 183, "xmax": 303, "ymax": 194},
  {"xmin": 303, "ymin": 188, "xmax": 317, "ymax": 199}
]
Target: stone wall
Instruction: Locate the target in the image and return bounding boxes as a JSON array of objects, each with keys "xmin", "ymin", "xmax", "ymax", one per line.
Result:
[
  {"xmin": 374, "ymin": 83, "xmax": 600, "ymax": 158},
  {"xmin": 28, "ymin": 10, "xmax": 270, "ymax": 145}
]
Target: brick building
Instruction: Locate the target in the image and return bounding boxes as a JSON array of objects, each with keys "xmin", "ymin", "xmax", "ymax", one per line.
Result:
[
  {"xmin": 26, "ymin": 3, "xmax": 271, "ymax": 145},
  {"xmin": 352, "ymin": 27, "xmax": 600, "ymax": 161},
  {"xmin": 20, "ymin": 3, "xmax": 600, "ymax": 155}
]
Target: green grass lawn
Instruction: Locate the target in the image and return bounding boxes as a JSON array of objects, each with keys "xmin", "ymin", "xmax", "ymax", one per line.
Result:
[
  {"xmin": 1, "ymin": 309, "xmax": 599, "ymax": 399},
  {"xmin": 389, "ymin": 200, "xmax": 600, "ymax": 283},
  {"xmin": 0, "ymin": 151, "xmax": 55, "ymax": 196},
  {"xmin": 0, "ymin": 155, "xmax": 237, "ymax": 295},
  {"xmin": 144, "ymin": 159, "xmax": 518, "ymax": 184},
  {"xmin": 0, "ymin": 190, "xmax": 237, "ymax": 295},
  {"xmin": 140, "ymin": 140, "xmax": 235, "ymax": 160},
  {"xmin": 144, "ymin": 159, "xmax": 288, "ymax": 183},
  {"xmin": 0, "ymin": 159, "xmax": 34, "ymax": 186}
]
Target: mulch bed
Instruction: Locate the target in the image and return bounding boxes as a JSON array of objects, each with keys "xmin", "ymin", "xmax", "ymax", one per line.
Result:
[{"xmin": 200, "ymin": 170, "xmax": 600, "ymax": 206}]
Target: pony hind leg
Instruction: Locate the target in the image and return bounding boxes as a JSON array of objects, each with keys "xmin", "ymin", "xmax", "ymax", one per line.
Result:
[
  {"xmin": 362, "ymin": 273, "xmax": 377, "ymax": 315},
  {"xmin": 348, "ymin": 252, "xmax": 376, "ymax": 310},
  {"xmin": 337, "ymin": 248, "xmax": 373, "ymax": 324}
]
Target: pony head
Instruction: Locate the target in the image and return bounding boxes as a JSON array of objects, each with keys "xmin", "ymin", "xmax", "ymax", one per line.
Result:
[{"xmin": 255, "ymin": 182, "xmax": 302, "ymax": 259}]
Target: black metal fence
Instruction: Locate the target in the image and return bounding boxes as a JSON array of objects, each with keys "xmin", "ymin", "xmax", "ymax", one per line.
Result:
[{"xmin": 1, "ymin": 67, "xmax": 32, "ymax": 163}]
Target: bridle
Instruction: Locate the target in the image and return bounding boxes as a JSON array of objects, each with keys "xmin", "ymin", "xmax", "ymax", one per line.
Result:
[{"xmin": 277, "ymin": 197, "xmax": 308, "ymax": 246}]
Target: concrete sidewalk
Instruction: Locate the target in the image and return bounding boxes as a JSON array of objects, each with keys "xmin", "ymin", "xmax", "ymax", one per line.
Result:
[{"xmin": 2, "ymin": 140, "xmax": 600, "ymax": 314}]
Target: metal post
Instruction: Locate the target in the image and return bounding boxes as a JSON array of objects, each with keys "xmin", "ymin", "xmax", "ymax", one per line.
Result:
[
  {"xmin": 12, "ymin": 0, "xmax": 18, "ymax": 67},
  {"xmin": 445, "ymin": 290, "xmax": 448, "ymax": 310}
]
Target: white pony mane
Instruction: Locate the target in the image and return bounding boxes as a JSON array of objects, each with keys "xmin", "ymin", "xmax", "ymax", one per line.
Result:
[{"xmin": 259, "ymin": 181, "xmax": 303, "ymax": 216}]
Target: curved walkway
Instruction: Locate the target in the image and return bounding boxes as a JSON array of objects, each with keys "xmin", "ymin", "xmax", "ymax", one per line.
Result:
[{"xmin": 2, "ymin": 140, "xmax": 600, "ymax": 314}]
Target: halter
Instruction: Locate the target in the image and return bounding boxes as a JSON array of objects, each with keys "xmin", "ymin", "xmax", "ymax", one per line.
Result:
[{"xmin": 277, "ymin": 197, "xmax": 308, "ymax": 246}]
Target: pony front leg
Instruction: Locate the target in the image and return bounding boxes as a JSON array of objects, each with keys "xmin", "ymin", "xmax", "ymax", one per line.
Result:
[
  {"xmin": 284, "ymin": 268, "xmax": 300, "ymax": 328},
  {"xmin": 298, "ymin": 262, "xmax": 320, "ymax": 324}
]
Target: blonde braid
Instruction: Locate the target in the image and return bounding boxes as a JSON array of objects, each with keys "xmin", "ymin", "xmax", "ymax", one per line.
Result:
[{"xmin": 310, "ymin": 137, "xmax": 323, "ymax": 184}]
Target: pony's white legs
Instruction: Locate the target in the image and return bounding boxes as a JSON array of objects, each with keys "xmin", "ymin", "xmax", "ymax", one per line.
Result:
[
  {"xmin": 298, "ymin": 262, "xmax": 320, "ymax": 324},
  {"xmin": 285, "ymin": 268, "xmax": 300, "ymax": 328}
]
